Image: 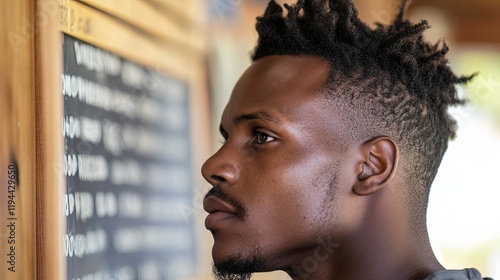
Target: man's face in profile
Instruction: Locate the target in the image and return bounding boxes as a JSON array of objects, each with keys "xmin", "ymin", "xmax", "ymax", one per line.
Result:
[{"xmin": 202, "ymin": 56, "xmax": 359, "ymax": 278}]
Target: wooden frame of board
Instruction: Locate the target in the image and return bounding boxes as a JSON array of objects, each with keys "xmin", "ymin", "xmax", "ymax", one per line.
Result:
[
  {"xmin": 37, "ymin": 1, "xmax": 65, "ymax": 278},
  {"xmin": 1, "ymin": 0, "xmax": 211, "ymax": 279}
]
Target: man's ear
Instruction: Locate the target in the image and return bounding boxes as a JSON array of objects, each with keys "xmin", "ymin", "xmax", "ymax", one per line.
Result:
[{"xmin": 353, "ymin": 137, "xmax": 399, "ymax": 196}]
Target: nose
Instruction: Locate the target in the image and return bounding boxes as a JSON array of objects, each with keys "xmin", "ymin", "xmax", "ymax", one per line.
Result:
[{"xmin": 201, "ymin": 147, "xmax": 239, "ymax": 187}]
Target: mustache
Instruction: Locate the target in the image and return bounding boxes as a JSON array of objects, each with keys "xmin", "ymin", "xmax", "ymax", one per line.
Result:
[{"xmin": 204, "ymin": 187, "xmax": 247, "ymax": 218}]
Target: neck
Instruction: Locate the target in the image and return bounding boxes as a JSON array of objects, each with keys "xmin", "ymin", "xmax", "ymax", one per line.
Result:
[{"xmin": 285, "ymin": 187, "xmax": 444, "ymax": 280}]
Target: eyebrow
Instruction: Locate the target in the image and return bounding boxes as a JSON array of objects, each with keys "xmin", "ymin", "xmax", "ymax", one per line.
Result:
[
  {"xmin": 234, "ymin": 110, "xmax": 279, "ymax": 125},
  {"xmin": 219, "ymin": 110, "xmax": 280, "ymax": 135}
]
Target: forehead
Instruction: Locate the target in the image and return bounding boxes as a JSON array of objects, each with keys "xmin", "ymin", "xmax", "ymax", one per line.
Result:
[{"xmin": 223, "ymin": 55, "xmax": 331, "ymax": 121}]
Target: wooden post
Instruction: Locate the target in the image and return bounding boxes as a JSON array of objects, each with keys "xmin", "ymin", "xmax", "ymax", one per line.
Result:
[{"xmin": 0, "ymin": 0, "xmax": 37, "ymax": 279}]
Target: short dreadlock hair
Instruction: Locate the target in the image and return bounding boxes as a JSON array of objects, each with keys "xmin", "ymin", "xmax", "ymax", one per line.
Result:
[{"xmin": 252, "ymin": 0, "xmax": 475, "ymax": 215}]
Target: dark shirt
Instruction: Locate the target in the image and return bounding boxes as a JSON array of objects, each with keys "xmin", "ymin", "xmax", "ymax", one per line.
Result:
[{"xmin": 424, "ymin": 268, "xmax": 493, "ymax": 280}]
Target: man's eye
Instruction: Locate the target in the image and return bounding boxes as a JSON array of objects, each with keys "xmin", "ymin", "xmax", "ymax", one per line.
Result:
[{"xmin": 255, "ymin": 131, "xmax": 275, "ymax": 144}]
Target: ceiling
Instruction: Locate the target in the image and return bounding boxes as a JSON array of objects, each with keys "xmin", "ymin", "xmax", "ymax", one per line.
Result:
[
  {"xmin": 243, "ymin": 0, "xmax": 500, "ymax": 45},
  {"xmin": 409, "ymin": 0, "xmax": 500, "ymax": 44}
]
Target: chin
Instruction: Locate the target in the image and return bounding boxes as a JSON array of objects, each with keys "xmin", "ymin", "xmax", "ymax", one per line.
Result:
[
  {"xmin": 211, "ymin": 234, "xmax": 246, "ymax": 263},
  {"xmin": 211, "ymin": 240, "xmax": 266, "ymax": 274},
  {"xmin": 211, "ymin": 238, "xmax": 233, "ymax": 264},
  {"xmin": 212, "ymin": 255, "xmax": 265, "ymax": 278}
]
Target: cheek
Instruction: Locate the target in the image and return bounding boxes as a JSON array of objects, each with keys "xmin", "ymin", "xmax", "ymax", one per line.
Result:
[
  {"xmin": 242, "ymin": 178, "xmax": 335, "ymax": 261},
  {"xmin": 248, "ymin": 158, "xmax": 339, "ymax": 240},
  {"xmin": 240, "ymin": 140, "xmax": 348, "ymax": 240}
]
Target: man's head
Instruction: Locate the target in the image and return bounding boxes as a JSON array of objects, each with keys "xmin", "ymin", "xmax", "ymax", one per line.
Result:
[{"xmin": 202, "ymin": 0, "xmax": 474, "ymax": 279}]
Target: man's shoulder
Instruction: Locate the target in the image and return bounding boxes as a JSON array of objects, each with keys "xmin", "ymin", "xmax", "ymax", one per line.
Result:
[{"xmin": 423, "ymin": 268, "xmax": 493, "ymax": 280}]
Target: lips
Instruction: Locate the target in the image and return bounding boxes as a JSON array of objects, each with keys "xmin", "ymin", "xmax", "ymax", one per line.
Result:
[{"xmin": 203, "ymin": 196, "xmax": 239, "ymax": 229}]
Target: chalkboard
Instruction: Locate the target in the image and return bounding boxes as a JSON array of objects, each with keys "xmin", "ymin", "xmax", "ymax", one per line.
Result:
[{"xmin": 62, "ymin": 34, "xmax": 197, "ymax": 280}]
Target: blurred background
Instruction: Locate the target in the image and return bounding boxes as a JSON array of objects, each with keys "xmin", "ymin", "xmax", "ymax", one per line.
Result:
[
  {"xmin": 202, "ymin": 0, "xmax": 500, "ymax": 279},
  {"xmin": 1, "ymin": 0, "xmax": 499, "ymax": 279}
]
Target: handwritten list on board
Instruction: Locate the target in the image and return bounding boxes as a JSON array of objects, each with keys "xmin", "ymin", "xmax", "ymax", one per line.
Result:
[{"xmin": 62, "ymin": 34, "xmax": 197, "ymax": 280}]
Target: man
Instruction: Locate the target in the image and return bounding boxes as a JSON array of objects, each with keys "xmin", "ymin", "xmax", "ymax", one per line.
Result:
[{"xmin": 202, "ymin": 0, "xmax": 489, "ymax": 279}]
